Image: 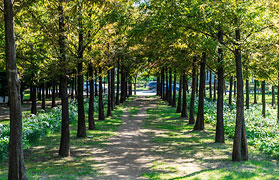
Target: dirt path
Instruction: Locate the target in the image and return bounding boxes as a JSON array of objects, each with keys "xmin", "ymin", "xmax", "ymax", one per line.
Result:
[{"xmin": 93, "ymin": 96, "xmax": 158, "ymax": 180}]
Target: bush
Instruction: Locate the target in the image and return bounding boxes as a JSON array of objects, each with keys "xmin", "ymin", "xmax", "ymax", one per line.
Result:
[
  {"xmin": 204, "ymin": 99, "xmax": 279, "ymax": 158},
  {"xmin": 0, "ymin": 101, "xmax": 79, "ymax": 161}
]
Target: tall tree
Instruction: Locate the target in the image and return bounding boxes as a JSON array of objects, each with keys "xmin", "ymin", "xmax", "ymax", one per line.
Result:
[{"xmin": 4, "ymin": 0, "xmax": 28, "ymax": 178}]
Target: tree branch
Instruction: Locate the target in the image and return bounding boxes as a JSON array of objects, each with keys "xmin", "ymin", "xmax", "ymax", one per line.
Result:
[{"xmin": 0, "ymin": 6, "xmax": 4, "ymax": 13}]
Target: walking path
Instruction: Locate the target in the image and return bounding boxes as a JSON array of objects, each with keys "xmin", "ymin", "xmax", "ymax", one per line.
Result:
[{"xmin": 94, "ymin": 96, "xmax": 158, "ymax": 180}]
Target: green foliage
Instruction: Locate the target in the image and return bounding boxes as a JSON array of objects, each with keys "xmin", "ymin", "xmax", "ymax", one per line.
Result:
[
  {"xmin": 0, "ymin": 101, "xmax": 78, "ymax": 161},
  {"xmin": 204, "ymin": 99, "xmax": 279, "ymax": 158}
]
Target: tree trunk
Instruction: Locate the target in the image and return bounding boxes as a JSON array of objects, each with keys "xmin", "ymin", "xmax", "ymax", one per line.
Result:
[
  {"xmin": 254, "ymin": 80, "xmax": 257, "ymax": 104},
  {"xmin": 107, "ymin": 70, "xmax": 112, "ymax": 117},
  {"xmin": 194, "ymin": 52, "xmax": 206, "ymax": 130},
  {"xmin": 86, "ymin": 71, "xmax": 89, "ymax": 98},
  {"xmin": 229, "ymin": 76, "xmax": 233, "ymax": 106},
  {"xmin": 125, "ymin": 73, "xmax": 128, "ymax": 99},
  {"xmin": 262, "ymin": 81, "xmax": 266, "ymax": 118},
  {"xmin": 51, "ymin": 80, "xmax": 56, "ymax": 108},
  {"xmin": 176, "ymin": 76, "xmax": 182, "ymax": 113},
  {"xmin": 172, "ymin": 72, "xmax": 176, "ymax": 107},
  {"xmin": 103, "ymin": 77, "xmax": 106, "ymax": 94},
  {"xmin": 99, "ymin": 67, "xmax": 105, "ymax": 120},
  {"xmin": 58, "ymin": 0, "xmax": 70, "ymax": 157},
  {"xmin": 156, "ymin": 75, "xmax": 159, "ymax": 96},
  {"xmin": 196, "ymin": 76, "xmax": 199, "ymax": 96},
  {"xmin": 4, "ymin": 0, "xmax": 28, "ymax": 177},
  {"xmin": 161, "ymin": 67, "xmax": 165, "ymax": 100},
  {"xmin": 213, "ymin": 75, "xmax": 216, "ymax": 101},
  {"xmin": 246, "ymin": 79, "xmax": 249, "ymax": 109},
  {"xmin": 216, "ymin": 30, "xmax": 224, "ymax": 143},
  {"xmin": 76, "ymin": 21, "xmax": 86, "ymax": 137},
  {"xmin": 165, "ymin": 67, "xmax": 169, "ymax": 102},
  {"xmin": 94, "ymin": 71, "xmax": 98, "ymax": 97},
  {"xmin": 272, "ymin": 85, "xmax": 275, "ymax": 107},
  {"xmin": 111, "ymin": 68, "xmax": 115, "ymax": 110},
  {"xmin": 168, "ymin": 69, "xmax": 172, "ymax": 105},
  {"xmin": 31, "ymin": 84, "xmax": 37, "ymax": 115},
  {"xmin": 181, "ymin": 73, "xmax": 188, "ymax": 118},
  {"xmin": 209, "ymin": 71, "xmax": 212, "ymax": 100},
  {"xmin": 120, "ymin": 66, "xmax": 125, "ymax": 103},
  {"xmin": 134, "ymin": 77, "xmax": 137, "ymax": 95},
  {"xmin": 234, "ymin": 80, "xmax": 237, "ymax": 99},
  {"xmin": 42, "ymin": 83, "xmax": 46, "ymax": 110},
  {"xmin": 232, "ymin": 29, "xmax": 248, "ymax": 162},
  {"xmin": 88, "ymin": 65, "xmax": 95, "ymax": 130},
  {"xmin": 189, "ymin": 57, "xmax": 197, "ymax": 124},
  {"xmin": 116, "ymin": 61, "xmax": 120, "ymax": 105},
  {"xmin": 71, "ymin": 77, "xmax": 74, "ymax": 99}
]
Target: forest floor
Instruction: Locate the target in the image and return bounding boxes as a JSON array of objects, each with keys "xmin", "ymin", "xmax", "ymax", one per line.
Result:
[{"xmin": 1, "ymin": 95, "xmax": 279, "ymax": 179}]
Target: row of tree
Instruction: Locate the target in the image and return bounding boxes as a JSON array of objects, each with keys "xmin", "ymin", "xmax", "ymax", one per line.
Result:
[{"xmin": 3, "ymin": 0, "xmax": 279, "ymax": 179}]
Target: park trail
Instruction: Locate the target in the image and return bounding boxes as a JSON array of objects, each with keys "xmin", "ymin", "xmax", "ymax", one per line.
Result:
[{"xmin": 93, "ymin": 96, "xmax": 158, "ymax": 180}]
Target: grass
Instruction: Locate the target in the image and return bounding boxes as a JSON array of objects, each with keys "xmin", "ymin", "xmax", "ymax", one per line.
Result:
[
  {"xmin": 141, "ymin": 97, "xmax": 279, "ymax": 180},
  {"xmin": 0, "ymin": 96, "xmax": 135, "ymax": 180}
]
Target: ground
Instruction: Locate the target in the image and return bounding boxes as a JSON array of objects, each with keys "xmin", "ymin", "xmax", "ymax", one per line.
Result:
[{"xmin": 0, "ymin": 95, "xmax": 279, "ymax": 180}]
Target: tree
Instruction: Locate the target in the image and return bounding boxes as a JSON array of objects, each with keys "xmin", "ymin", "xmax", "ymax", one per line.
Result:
[{"xmin": 4, "ymin": 0, "xmax": 28, "ymax": 178}]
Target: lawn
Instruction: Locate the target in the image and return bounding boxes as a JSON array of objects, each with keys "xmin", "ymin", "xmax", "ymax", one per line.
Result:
[
  {"xmin": 141, "ymin": 97, "xmax": 279, "ymax": 180},
  {"xmin": 0, "ymin": 96, "xmax": 135, "ymax": 179}
]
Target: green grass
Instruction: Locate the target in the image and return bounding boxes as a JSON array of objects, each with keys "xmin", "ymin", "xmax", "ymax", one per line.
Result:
[
  {"xmin": 142, "ymin": 97, "xmax": 279, "ymax": 180},
  {"xmin": 0, "ymin": 97, "xmax": 135, "ymax": 180}
]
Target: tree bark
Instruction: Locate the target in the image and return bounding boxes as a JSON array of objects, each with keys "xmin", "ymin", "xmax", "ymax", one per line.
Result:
[
  {"xmin": 76, "ymin": 17, "xmax": 86, "ymax": 137},
  {"xmin": 176, "ymin": 76, "xmax": 182, "ymax": 113},
  {"xmin": 194, "ymin": 52, "xmax": 206, "ymax": 130},
  {"xmin": 88, "ymin": 64, "xmax": 95, "ymax": 130},
  {"xmin": 111, "ymin": 68, "xmax": 115, "ymax": 110},
  {"xmin": 120, "ymin": 66, "xmax": 125, "ymax": 103},
  {"xmin": 51, "ymin": 80, "xmax": 56, "ymax": 108},
  {"xmin": 196, "ymin": 76, "xmax": 199, "ymax": 96},
  {"xmin": 254, "ymin": 80, "xmax": 257, "ymax": 104},
  {"xmin": 181, "ymin": 73, "xmax": 188, "ymax": 118},
  {"xmin": 31, "ymin": 84, "xmax": 37, "ymax": 115},
  {"xmin": 216, "ymin": 29, "xmax": 224, "ymax": 143},
  {"xmin": 99, "ymin": 67, "xmax": 105, "ymax": 120},
  {"xmin": 70, "ymin": 77, "xmax": 74, "ymax": 99},
  {"xmin": 234, "ymin": 80, "xmax": 237, "ymax": 99},
  {"xmin": 5, "ymin": 0, "xmax": 28, "ymax": 178},
  {"xmin": 156, "ymin": 75, "xmax": 160, "ymax": 96},
  {"xmin": 172, "ymin": 72, "xmax": 176, "ymax": 107},
  {"xmin": 94, "ymin": 71, "xmax": 98, "ymax": 97},
  {"xmin": 189, "ymin": 57, "xmax": 197, "ymax": 124},
  {"xmin": 116, "ymin": 60, "xmax": 120, "ymax": 105},
  {"xmin": 262, "ymin": 81, "xmax": 266, "ymax": 118},
  {"xmin": 134, "ymin": 77, "xmax": 137, "ymax": 95},
  {"xmin": 58, "ymin": 0, "xmax": 70, "ymax": 157},
  {"xmin": 107, "ymin": 70, "xmax": 112, "ymax": 117},
  {"xmin": 229, "ymin": 76, "xmax": 233, "ymax": 106},
  {"xmin": 86, "ymin": 71, "xmax": 89, "ymax": 98},
  {"xmin": 246, "ymin": 79, "xmax": 249, "ymax": 109},
  {"xmin": 165, "ymin": 67, "xmax": 169, "ymax": 102},
  {"xmin": 103, "ymin": 77, "xmax": 106, "ymax": 94},
  {"xmin": 42, "ymin": 83, "xmax": 46, "ymax": 110},
  {"xmin": 213, "ymin": 75, "xmax": 216, "ymax": 101},
  {"xmin": 232, "ymin": 29, "xmax": 248, "ymax": 162},
  {"xmin": 168, "ymin": 69, "xmax": 172, "ymax": 105}
]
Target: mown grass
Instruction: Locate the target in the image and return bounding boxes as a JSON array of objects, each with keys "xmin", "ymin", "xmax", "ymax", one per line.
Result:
[
  {"xmin": 0, "ymin": 96, "xmax": 135, "ymax": 180},
  {"xmin": 142, "ymin": 97, "xmax": 279, "ymax": 180}
]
